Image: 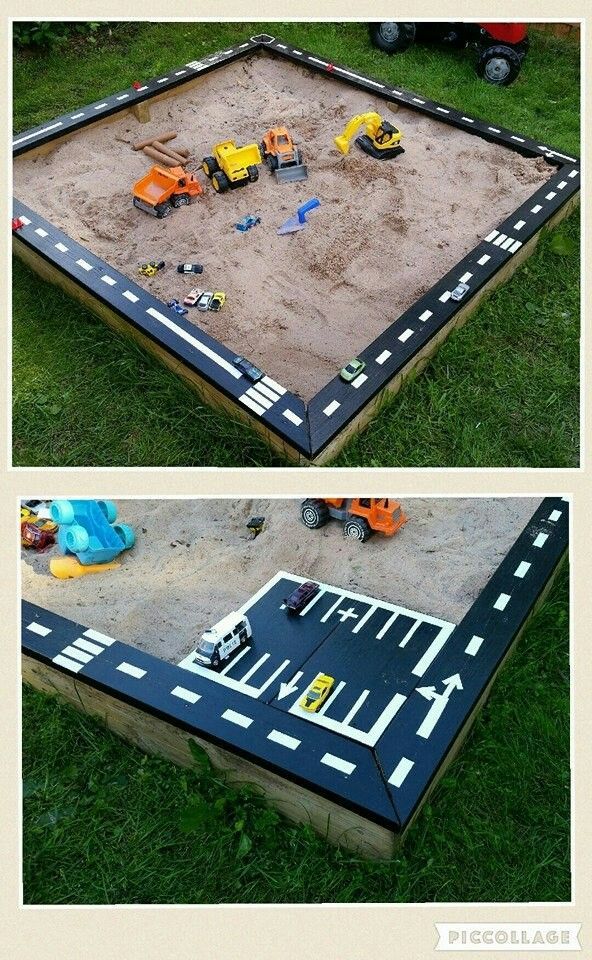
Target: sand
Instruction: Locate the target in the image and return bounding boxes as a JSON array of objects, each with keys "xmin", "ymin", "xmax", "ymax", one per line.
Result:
[
  {"xmin": 21, "ymin": 497, "xmax": 541, "ymax": 663},
  {"xmin": 14, "ymin": 54, "xmax": 552, "ymax": 400}
]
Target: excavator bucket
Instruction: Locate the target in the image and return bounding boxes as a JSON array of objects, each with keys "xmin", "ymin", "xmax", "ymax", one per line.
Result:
[
  {"xmin": 275, "ymin": 161, "xmax": 308, "ymax": 183},
  {"xmin": 334, "ymin": 134, "xmax": 350, "ymax": 155}
]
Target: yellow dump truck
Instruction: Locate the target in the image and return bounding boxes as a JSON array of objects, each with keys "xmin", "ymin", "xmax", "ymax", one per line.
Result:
[{"xmin": 202, "ymin": 140, "xmax": 262, "ymax": 193}]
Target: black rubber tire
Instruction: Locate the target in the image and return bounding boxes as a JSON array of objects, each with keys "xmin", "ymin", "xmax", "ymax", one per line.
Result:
[
  {"xmin": 172, "ymin": 194, "xmax": 190, "ymax": 208},
  {"xmin": 267, "ymin": 155, "xmax": 279, "ymax": 171},
  {"xmin": 247, "ymin": 165, "xmax": 259, "ymax": 183},
  {"xmin": 212, "ymin": 655, "xmax": 221, "ymax": 669},
  {"xmin": 300, "ymin": 499, "xmax": 330, "ymax": 529},
  {"xmin": 343, "ymin": 517, "xmax": 372, "ymax": 542},
  {"xmin": 212, "ymin": 171, "xmax": 230, "ymax": 193},
  {"xmin": 476, "ymin": 44, "xmax": 522, "ymax": 86},
  {"xmin": 202, "ymin": 156, "xmax": 219, "ymax": 177},
  {"xmin": 368, "ymin": 22, "xmax": 416, "ymax": 54},
  {"xmin": 155, "ymin": 202, "xmax": 172, "ymax": 218}
]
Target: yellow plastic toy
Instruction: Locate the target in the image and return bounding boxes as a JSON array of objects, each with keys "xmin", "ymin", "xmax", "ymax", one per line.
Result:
[
  {"xmin": 50, "ymin": 555, "xmax": 121, "ymax": 579},
  {"xmin": 202, "ymin": 140, "xmax": 262, "ymax": 193},
  {"xmin": 334, "ymin": 111, "xmax": 404, "ymax": 160}
]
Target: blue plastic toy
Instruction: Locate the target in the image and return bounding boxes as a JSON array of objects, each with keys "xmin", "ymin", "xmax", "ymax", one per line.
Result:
[
  {"xmin": 167, "ymin": 299, "xmax": 189, "ymax": 315},
  {"xmin": 235, "ymin": 214, "xmax": 261, "ymax": 232},
  {"xmin": 50, "ymin": 500, "xmax": 135, "ymax": 566},
  {"xmin": 277, "ymin": 198, "xmax": 321, "ymax": 235}
]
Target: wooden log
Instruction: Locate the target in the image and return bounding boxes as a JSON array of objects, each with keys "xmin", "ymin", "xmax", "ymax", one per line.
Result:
[
  {"xmin": 132, "ymin": 130, "xmax": 177, "ymax": 151},
  {"xmin": 142, "ymin": 145, "xmax": 181, "ymax": 167},
  {"xmin": 152, "ymin": 141, "xmax": 188, "ymax": 164},
  {"xmin": 174, "ymin": 146, "xmax": 191, "ymax": 158}
]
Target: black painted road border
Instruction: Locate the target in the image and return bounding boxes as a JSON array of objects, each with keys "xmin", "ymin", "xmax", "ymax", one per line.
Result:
[{"xmin": 12, "ymin": 34, "xmax": 580, "ymax": 460}]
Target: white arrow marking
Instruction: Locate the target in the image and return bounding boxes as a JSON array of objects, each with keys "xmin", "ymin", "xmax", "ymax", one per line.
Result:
[
  {"xmin": 416, "ymin": 674, "xmax": 463, "ymax": 739},
  {"xmin": 277, "ymin": 670, "xmax": 303, "ymax": 700}
]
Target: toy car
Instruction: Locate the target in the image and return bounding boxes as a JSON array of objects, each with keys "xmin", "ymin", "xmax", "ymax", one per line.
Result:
[
  {"xmin": 183, "ymin": 288, "xmax": 203, "ymax": 307},
  {"xmin": 139, "ymin": 260, "xmax": 165, "ymax": 277},
  {"xmin": 340, "ymin": 358, "xmax": 366, "ymax": 382},
  {"xmin": 232, "ymin": 356, "xmax": 264, "ymax": 382},
  {"xmin": 21, "ymin": 521, "xmax": 56, "ymax": 550},
  {"xmin": 299, "ymin": 674, "xmax": 335, "ymax": 712},
  {"xmin": 197, "ymin": 291, "xmax": 214, "ymax": 311},
  {"xmin": 235, "ymin": 215, "xmax": 261, "ymax": 232},
  {"xmin": 450, "ymin": 282, "xmax": 470, "ymax": 301},
  {"xmin": 209, "ymin": 291, "xmax": 226, "ymax": 312},
  {"xmin": 177, "ymin": 263, "xmax": 203, "ymax": 274},
  {"xmin": 167, "ymin": 299, "xmax": 189, "ymax": 316},
  {"xmin": 284, "ymin": 580, "xmax": 320, "ymax": 614}
]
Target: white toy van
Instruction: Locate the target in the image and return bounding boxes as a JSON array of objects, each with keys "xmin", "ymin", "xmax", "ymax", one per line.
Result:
[{"xmin": 194, "ymin": 611, "xmax": 252, "ymax": 669}]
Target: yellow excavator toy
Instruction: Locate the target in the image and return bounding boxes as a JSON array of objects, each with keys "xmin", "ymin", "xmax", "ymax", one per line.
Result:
[{"xmin": 334, "ymin": 111, "xmax": 404, "ymax": 160}]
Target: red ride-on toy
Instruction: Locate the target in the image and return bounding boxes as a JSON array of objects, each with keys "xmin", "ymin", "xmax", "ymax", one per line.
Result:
[{"xmin": 369, "ymin": 22, "xmax": 529, "ymax": 86}]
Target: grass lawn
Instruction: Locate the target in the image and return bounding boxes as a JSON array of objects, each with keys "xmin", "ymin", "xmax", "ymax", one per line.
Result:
[
  {"xmin": 12, "ymin": 22, "xmax": 580, "ymax": 467},
  {"xmin": 22, "ymin": 563, "xmax": 569, "ymax": 904}
]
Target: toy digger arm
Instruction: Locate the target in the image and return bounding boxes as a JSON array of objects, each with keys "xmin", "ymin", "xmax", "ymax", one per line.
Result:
[{"xmin": 334, "ymin": 112, "xmax": 382, "ymax": 155}]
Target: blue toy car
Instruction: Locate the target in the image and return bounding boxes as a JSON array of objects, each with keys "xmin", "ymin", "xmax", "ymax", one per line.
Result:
[
  {"xmin": 167, "ymin": 298, "xmax": 189, "ymax": 315},
  {"xmin": 50, "ymin": 499, "xmax": 135, "ymax": 566},
  {"xmin": 235, "ymin": 215, "xmax": 261, "ymax": 232}
]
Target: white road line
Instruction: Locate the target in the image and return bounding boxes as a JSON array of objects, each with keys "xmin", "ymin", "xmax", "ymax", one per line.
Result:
[
  {"xmin": 376, "ymin": 350, "xmax": 391, "ymax": 364},
  {"xmin": 399, "ymin": 620, "xmax": 422, "ymax": 648},
  {"xmin": 283, "ymin": 409, "xmax": 303, "ymax": 426},
  {"xmin": 323, "ymin": 400, "xmax": 340, "ymax": 417},
  {"xmin": 320, "ymin": 595, "xmax": 344, "ymax": 623},
  {"xmin": 239, "ymin": 653, "xmax": 271, "ymax": 684},
  {"xmin": 341, "ymin": 690, "xmax": 370, "ymax": 725},
  {"xmin": 436, "ymin": 107, "xmax": 449, "ymax": 114},
  {"xmin": 222, "ymin": 709, "xmax": 253, "ymax": 729},
  {"xmin": 352, "ymin": 605, "xmax": 377, "ymax": 634},
  {"xmin": 514, "ymin": 561, "xmax": 531, "ymax": 579},
  {"xmin": 220, "ymin": 645, "xmax": 251, "ymax": 674},
  {"xmin": 261, "ymin": 375, "xmax": 286, "ymax": 395},
  {"xmin": 61, "ymin": 645, "xmax": 93, "ymax": 664},
  {"xmin": 398, "ymin": 328, "xmax": 414, "ymax": 342},
  {"xmin": 549, "ymin": 509, "xmax": 562, "ymax": 522},
  {"xmin": 533, "ymin": 532, "xmax": 549, "ymax": 548},
  {"xmin": 439, "ymin": 291, "xmax": 451, "ymax": 302},
  {"xmin": 510, "ymin": 241, "xmax": 522, "ymax": 253},
  {"xmin": 94, "ymin": 102, "xmax": 108, "ymax": 110},
  {"xmin": 13, "ymin": 121, "xmax": 63, "ymax": 146},
  {"xmin": 388, "ymin": 756, "xmax": 414, "ymax": 787},
  {"xmin": 493, "ymin": 234, "xmax": 508, "ymax": 246},
  {"xmin": 511, "ymin": 135, "xmax": 525, "ymax": 143},
  {"xmin": 546, "ymin": 192, "xmax": 557, "ymax": 200},
  {"xmin": 419, "ymin": 309, "xmax": 432, "ymax": 322},
  {"xmin": 18, "ymin": 216, "xmax": 31, "ymax": 224},
  {"xmin": 52, "ymin": 654, "xmax": 83, "ymax": 673},
  {"xmin": 494, "ymin": 593, "xmax": 511, "ymax": 611},
  {"xmin": 465, "ymin": 635, "xmax": 484, "ymax": 656},
  {"xmin": 299, "ymin": 588, "xmax": 325, "ymax": 616},
  {"xmin": 477, "ymin": 254, "xmax": 490, "ymax": 266},
  {"xmin": 76, "ymin": 258, "xmax": 93, "ymax": 271},
  {"xmin": 246, "ymin": 386, "xmax": 272, "ymax": 409},
  {"xmin": 461, "ymin": 116, "xmax": 474, "ymax": 123},
  {"xmin": 488, "ymin": 127, "xmax": 501, "ymax": 133},
  {"xmin": 123, "ymin": 290, "xmax": 139, "ymax": 303},
  {"xmin": 514, "ymin": 220, "xmax": 526, "ymax": 230},
  {"xmin": 26, "ymin": 622, "xmax": 51, "ymax": 637},
  {"xmin": 352, "ymin": 373, "xmax": 368, "ymax": 388},
  {"xmin": 365, "ymin": 693, "xmax": 407, "ymax": 744},
  {"xmin": 55, "ymin": 242, "xmax": 69, "ymax": 253},
  {"xmin": 252, "ymin": 381, "xmax": 280, "ymax": 402},
  {"xmin": 116, "ymin": 94, "xmax": 130, "ymax": 100},
  {"xmin": 376, "ymin": 611, "xmax": 399, "ymax": 639},
  {"xmin": 321, "ymin": 753, "xmax": 356, "ymax": 775},
  {"xmin": 35, "ymin": 227, "xmax": 48, "ymax": 237},
  {"xmin": 411, "ymin": 624, "xmax": 456, "ymax": 677},
  {"xmin": 146, "ymin": 307, "xmax": 241, "ymax": 378},
  {"xmin": 72, "ymin": 637, "xmax": 104, "ymax": 655},
  {"xmin": 70, "ymin": 113, "xmax": 85, "ymax": 119},
  {"xmin": 485, "ymin": 230, "xmax": 499, "ymax": 242},
  {"xmin": 84, "ymin": 628, "xmax": 116, "ymax": 646},
  {"xmin": 171, "ymin": 686, "xmax": 201, "ymax": 704},
  {"xmin": 569, "ymin": 169, "xmax": 578, "ymax": 178},
  {"xmin": 267, "ymin": 730, "xmax": 300, "ymax": 750},
  {"xmin": 501, "ymin": 237, "xmax": 515, "ymax": 250},
  {"xmin": 459, "ymin": 272, "xmax": 472, "ymax": 283},
  {"xmin": 239, "ymin": 394, "xmax": 266, "ymax": 416},
  {"xmin": 116, "ymin": 662, "xmax": 146, "ymax": 679},
  {"xmin": 531, "ymin": 204, "xmax": 543, "ymax": 213},
  {"xmin": 101, "ymin": 275, "xmax": 117, "ymax": 286},
  {"xmin": 318, "ymin": 680, "xmax": 346, "ymax": 715}
]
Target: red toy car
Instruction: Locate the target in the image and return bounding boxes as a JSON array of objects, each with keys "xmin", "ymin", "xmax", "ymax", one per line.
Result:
[{"xmin": 369, "ymin": 22, "xmax": 529, "ymax": 85}]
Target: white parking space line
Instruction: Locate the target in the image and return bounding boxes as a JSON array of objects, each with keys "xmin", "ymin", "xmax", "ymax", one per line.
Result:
[
  {"xmin": 26, "ymin": 622, "xmax": 51, "ymax": 637},
  {"xmin": 222, "ymin": 709, "xmax": 253, "ymax": 729},
  {"xmin": 364, "ymin": 693, "xmax": 407, "ymax": 744},
  {"xmin": 399, "ymin": 620, "xmax": 422, "ymax": 648},
  {"xmin": 376, "ymin": 612, "xmax": 398, "ymax": 639},
  {"xmin": 342, "ymin": 690, "xmax": 370, "ymax": 726},
  {"xmin": 239, "ymin": 653, "xmax": 271, "ymax": 684},
  {"xmin": 411, "ymin": 623, "xmax": 456, "ymax": 678},
  {"xmin": 258, "ymin": 659, "xmax": 291, "ymax": 695},
  {"xmin": 352, "ymin": 605, "xmax": 377, "ymax": 634},
  {"xmin": 299, "ymin": 589, "xmax": 325, "ymax": 616},
  {"xmin": 268, "ymin": 730, "xmax": 300, "ymax": 750},
  {"xmin": 318, "ymin": 680, "xmax": 346, "ymax": 715},
  {"xmin": 388, "ymin": 756, "xmax": 414, "ymax": 787},
  {"xmin": 320, "ymin": 596, "xmax": 344, "ymax": 623},
  {"xmin": 220, "ymin": 645, "xmax": 251, "ymax": 674},
  {"xmin": 321, "ymin": 753, "xmax": 356, "ymax": 776}
]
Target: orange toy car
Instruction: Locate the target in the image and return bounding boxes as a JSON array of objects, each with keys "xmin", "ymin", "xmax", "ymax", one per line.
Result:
[{"xmin": 260, "ymin": 127, "xmax": 308, "ymax": 182}]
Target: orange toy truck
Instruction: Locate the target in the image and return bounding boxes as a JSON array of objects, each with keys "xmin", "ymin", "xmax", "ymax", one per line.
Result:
[
  {"xmin": 300, "ymin": 498, "xmax": 407, "ymax": 542},
  {"xmin": 260, "ymin": 127, "xmax": 308, "ymax": 183},
  {"xmin": 132, "ymin": 164, "xmax": 203, "ymax": 218}
]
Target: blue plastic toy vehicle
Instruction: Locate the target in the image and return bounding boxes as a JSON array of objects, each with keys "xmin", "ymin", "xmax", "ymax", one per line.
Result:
[
  {"xmin": 167, "ymin": 298, "xmax": 189, "ymax": 315},
  {"xmin": 235, "ymin": 214, "xmax": 261, "ymax": 232},
  {"xmin": 50, "ymin": 499, "xmax": 135, "ymax": 566}
]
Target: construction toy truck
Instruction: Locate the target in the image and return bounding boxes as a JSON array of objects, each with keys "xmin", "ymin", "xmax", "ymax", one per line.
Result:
[
  {"xmin": 133, "ymin": 165, "xmax": 203, "ymax": 218},
  {"xmin": 334, "ymin": 112, "xmax": 404, "ymax": 160},
  {"xmin": 300, "ymin": 498, "xmax": 407, "ymax": 542},
  {"xmin": 202, "ymin": 140, "xmax": 262, "ymax": 193},
  {"xmin": 260, "ymin": 127, "xmax": 308, "ymax": 183}
]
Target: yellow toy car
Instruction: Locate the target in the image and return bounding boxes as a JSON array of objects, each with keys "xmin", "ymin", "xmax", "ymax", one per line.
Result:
[
  {"xmin": 299, "ymin": 674, "xmax": 335, "ymax": 712},
  {"xmin": 210, "ymin": 291, "xmax": 226, "ymax": 312}
]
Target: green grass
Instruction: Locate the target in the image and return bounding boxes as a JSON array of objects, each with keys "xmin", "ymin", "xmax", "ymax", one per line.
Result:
[
  {"xmin": 12, "ymin": 22, "xmax": 580, "ymax": 467},
  {"xmin": 23, "ymin": 564, "xmax": 570, "ymax": 905}
]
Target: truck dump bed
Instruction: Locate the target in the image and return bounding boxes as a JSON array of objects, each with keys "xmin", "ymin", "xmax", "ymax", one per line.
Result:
[{"xmin": 133, "ymin": 165, "xmax": 178, "ymax": 205}]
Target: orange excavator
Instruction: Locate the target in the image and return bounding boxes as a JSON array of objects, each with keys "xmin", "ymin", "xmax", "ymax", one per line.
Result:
[{"xmin": 300, "ymin": 498, "xmax": 407, "ymax": 542}]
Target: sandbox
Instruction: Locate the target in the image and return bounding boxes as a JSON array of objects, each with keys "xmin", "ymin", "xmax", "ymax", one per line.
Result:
[
  {"xmin": 12, "ymin": 34, "xmax": 580, "ymax": 463},
  {"xmin": 22, "ymin": 496, "xmax": 568, "ymax": 856}
]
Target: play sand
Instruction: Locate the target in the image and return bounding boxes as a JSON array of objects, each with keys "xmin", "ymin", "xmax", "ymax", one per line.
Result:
[
  {"xmin": 21, "ymin": 497, "xmax": 541, "ymax": 664},
  {"xmin": 13, "ymin": 54, "xmax": 552, "ymax": 399}
]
